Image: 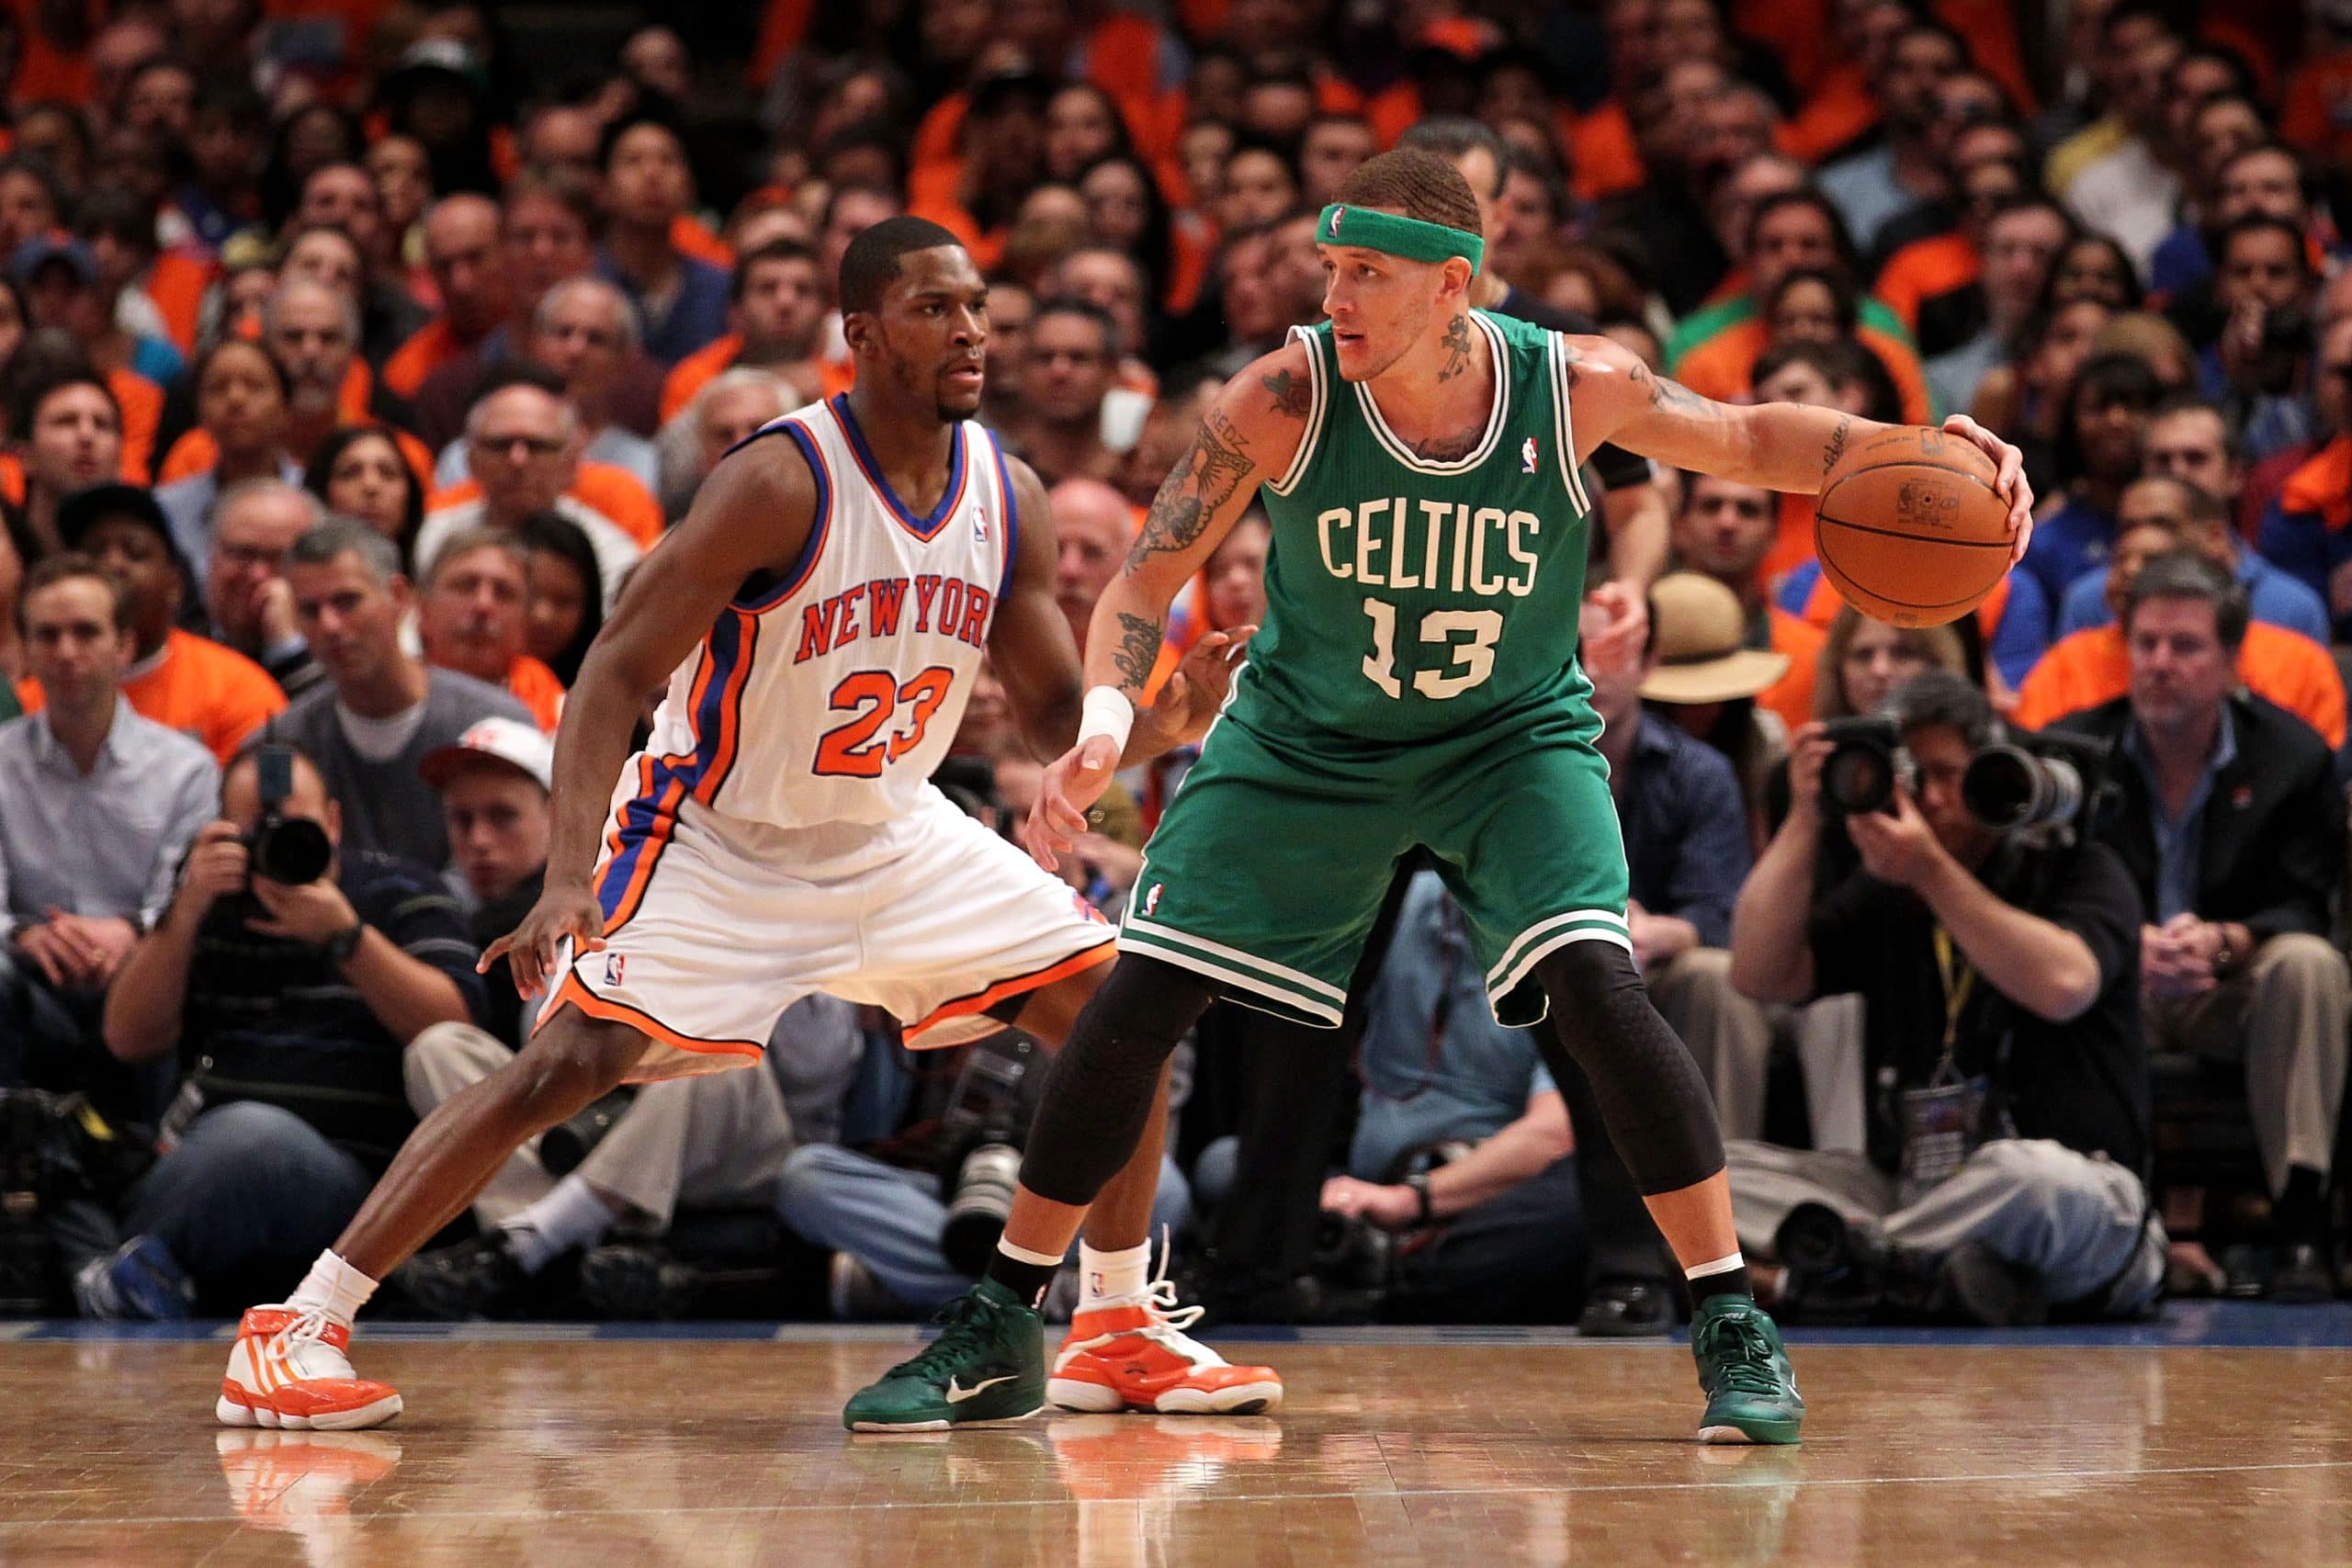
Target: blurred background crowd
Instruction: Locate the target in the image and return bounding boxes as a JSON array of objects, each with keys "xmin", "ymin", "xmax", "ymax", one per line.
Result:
[{"xmin": 3, "ymin": 0, "xmax": 2352, "ymax": 1335}]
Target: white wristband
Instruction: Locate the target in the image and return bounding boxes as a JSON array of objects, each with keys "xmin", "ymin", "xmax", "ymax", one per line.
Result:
[{"xmin": 1079, "ymin": 686, "xmax": 1136, "ymax": 755}]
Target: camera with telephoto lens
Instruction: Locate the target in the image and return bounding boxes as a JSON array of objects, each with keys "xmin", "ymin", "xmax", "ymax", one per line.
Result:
[
  {"xmin": 1961, "ymin": 729, "xmax": 2115, "ymax": 840},
  {"xmin": 936, "ymin": 1034, "xmax": 1041, "ymax": 1276},
  {"xmin": 1818, "ymin": 716, "xmax": 1916, "ymax": 817},
  {"xmin": 246, "ymin": 745, "xmax": 332, "ymax": 884}
]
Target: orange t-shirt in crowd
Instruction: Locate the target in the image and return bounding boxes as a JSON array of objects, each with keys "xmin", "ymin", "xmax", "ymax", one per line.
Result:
[
  {"xmin": 1756, "ymin": 605, "xmax": 1825, "ymax": 734},
  {"xmin": 382, "ymin": 319, "xmax": 476, "ymax": 400},
  {"xmin": 424, "ymin": 462, "xmax": 664, "ymax": 551},
  {"xmin": 508, "ymin": 655, "xmax": 566, "ymax": 732},
  {"xmin": 661, "ymin": 333, "xmax": 744, "ymax": 423},
  {"xmin": 1676, "ymin": 318, "xmax": 1934, "ymax": 425},
  {"xmin": 145, "ymin": 250, "xmax": 214, "ymax": 355},
  {"xmin": 1874, "ymin": 232, "xmax": 1980, "ymax": 336},
  {"xmin": 1567, "ymin": 101, "xmax": 1645, "ymax": 202},
  {"xmin": 107, "ymin": 368, "xmax": 160, "ymax": 484},
  {"xmin": 17, "ymin": 627, "xmax": 286, "ymax": 762},
  {"xmin": 2012, "ymin": 622, "xmax": 2346, "ymax": 748},
  {"xmin": 161, "ymin": 363, "xmax": 435, "ymax": 489}
]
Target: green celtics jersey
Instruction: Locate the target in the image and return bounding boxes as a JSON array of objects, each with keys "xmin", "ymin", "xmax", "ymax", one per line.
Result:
[{"xmin": 1237, "ymin": 309, "xmax": 1596, "ymax": 750}]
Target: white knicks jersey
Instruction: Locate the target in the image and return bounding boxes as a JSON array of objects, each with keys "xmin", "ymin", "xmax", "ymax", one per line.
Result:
[{"xmin": 632, "ymin": 394, "xmax": 1020, "ymax": 830}]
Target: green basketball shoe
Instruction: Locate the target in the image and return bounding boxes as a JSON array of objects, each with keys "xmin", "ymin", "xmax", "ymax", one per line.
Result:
[
  {"xmin": 1690, "ymin": 1295, "xmax": 1804, "ymax": 1445},
  {"xmin": 842, "ymin": 1279, "xmax": 1046, "ymax": 1432}
]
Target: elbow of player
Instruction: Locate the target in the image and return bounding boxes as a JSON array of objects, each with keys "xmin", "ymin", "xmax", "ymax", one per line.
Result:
[{"xmin": 1727, "ymin": 933, "xmax": 1804, "ymax": 1005}]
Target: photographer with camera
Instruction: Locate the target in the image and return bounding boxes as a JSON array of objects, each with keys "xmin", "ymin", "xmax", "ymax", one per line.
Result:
[
  {"xmin": 74, "ymin": 744, "xmax": 484, "ymax": 1317},
  {"xmin": 1308, "ymin": 870, "xmax": 1585, "ymax": 1324},
  {"xmin": 2052, "ymin": 551, "xmax": 2351, "ymax": 1301},
  {"xmin": 0, "ymin": 555, "xmax": 217, "ymax": 1120},
  {"xmin": 1729, "ymin": 670, "xmax": 2164, "ymax": 1324}
]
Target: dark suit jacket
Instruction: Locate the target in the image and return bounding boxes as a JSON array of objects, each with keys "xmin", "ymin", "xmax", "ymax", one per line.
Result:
[{"xmin": 2052, "ymin": 692, "xmax": 2343, "ymax": 942}]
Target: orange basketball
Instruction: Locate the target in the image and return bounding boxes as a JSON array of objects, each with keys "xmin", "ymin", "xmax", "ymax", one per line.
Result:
[{"xmin": 1813, "ymin": 425, "xmax": 2012, "ymax": 627}]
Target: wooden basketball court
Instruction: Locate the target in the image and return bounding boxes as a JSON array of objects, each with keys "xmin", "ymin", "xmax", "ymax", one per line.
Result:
[{"xmin": 4, "ymin": 1313, "xmax": 2348, "ymax": 1565}]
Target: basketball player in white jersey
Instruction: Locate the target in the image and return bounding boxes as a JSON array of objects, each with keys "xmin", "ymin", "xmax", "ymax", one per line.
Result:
[{"xmin": 214, "ymin": 218, "xmax": 1282, "ymax": 1430}]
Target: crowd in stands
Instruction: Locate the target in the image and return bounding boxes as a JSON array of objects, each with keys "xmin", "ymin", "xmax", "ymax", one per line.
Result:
[{"xmin": 6, "ymin": 0, "xmax": 2352, "ymax": 1330}]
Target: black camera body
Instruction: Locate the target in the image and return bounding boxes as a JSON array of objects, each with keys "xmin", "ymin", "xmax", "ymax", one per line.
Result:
[
  {"xmin": 246, "ymin": 745, "xmax": 332, "ymax": 885},
  {"xmin": 1819, "ymin": 716, "xmax": 1915, "ymax": 817},
  {"xmin": 934, "ymin": 1034, "xmax": 1041, "ymax": 1276}
]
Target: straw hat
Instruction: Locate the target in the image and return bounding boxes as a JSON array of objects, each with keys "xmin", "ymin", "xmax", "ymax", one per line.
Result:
[{"xmin": 1637, "ymin": 571, "xmax": 1791, "ymax": 705}]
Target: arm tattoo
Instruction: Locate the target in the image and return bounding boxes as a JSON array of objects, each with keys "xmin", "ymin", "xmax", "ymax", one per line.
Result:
[
  {"xmin": 1629, "ymin": 360, "xmax": 1713, "ymax": 416},
  {"xmin": 1821, "ymin": 414, "xmax": 1852, "ymax": 478},
  {"xmin": 1127, "ymin": 410, "xmax": 1253, "ymax": 570},
  {"xmin": 1110, "ymin": 612, "xmax": 1162, "ymax": 694},
  {"xmin": 1436, "ymin": 312, "xmax": 1475, "ymax": 382},
  {"xmin": 1262, "ymin": 367, "xmax": 1312, "ymax": 420}
]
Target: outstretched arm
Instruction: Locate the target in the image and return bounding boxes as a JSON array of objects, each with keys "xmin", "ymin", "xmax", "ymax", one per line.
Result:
[{"xmin": 1560, "ymin": 334, "xmax": 2033, "ymax": 552}]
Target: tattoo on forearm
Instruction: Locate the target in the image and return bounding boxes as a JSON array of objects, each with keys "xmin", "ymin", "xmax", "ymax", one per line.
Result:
[
  {"xmin": 1822, "ymin": 413, "xmax": 1852, "ymax": 477},
  {"xmin": 1110, "ymin": 612, "xmax": 1162, "ymax": 694},
  {"xmin": 1629, "ymin": 360, "xmax": 1713, "ymax": 416},
  {"xmin": 1437, "ymin": 312, "xmax": 1474, "ymax": 382},
  {"xmin": 1262, "ymin": 367, "xmax": 1312, "ymax": 420},
  {"xmin": 1127, "ymin": 410, "xmax": 1253, "ymax": 570}
]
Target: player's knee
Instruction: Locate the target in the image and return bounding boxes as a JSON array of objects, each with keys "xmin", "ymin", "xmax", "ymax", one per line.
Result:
[
  {"xmin": 1532, "ymin": 937, "xmax": 1642, "ymax": 1015},
  {"xmin": 505, "ymin": 1013, "xmax": 641, "ymax": 1119}
]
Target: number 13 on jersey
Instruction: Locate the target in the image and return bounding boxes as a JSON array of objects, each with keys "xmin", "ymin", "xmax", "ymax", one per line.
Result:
[{"xmin": 1361, "ymin": 598, "xmax": 1502, "ymax": 700}]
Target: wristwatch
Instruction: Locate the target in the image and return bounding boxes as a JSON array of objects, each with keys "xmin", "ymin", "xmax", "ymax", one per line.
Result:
[
  {"xmin": 1405, "ymin": 1170, "xmax": 1434, "ymax": 1224},
  {"xmin": 322, "ymin": 922, "xmax": 366, "ymax": 964}
]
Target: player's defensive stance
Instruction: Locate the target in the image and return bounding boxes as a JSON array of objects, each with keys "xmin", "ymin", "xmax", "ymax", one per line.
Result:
[
  {"xmin": 216, "ymin": 219, "xmax": 1279, "ymax": 1431},
  {"xmin": 844, "ymin": 152, "xmax": 2031, "ymax": 1442}
]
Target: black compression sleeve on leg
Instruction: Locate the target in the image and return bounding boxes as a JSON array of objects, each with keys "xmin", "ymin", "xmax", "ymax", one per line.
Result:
[
  {"xmin": 1531, "ymin": 942, "xmax": 1726, "ymax": 1197},
  {"xmin": 1016, "ymin": 954, "xmax": 1216, "ymax": 1207}
]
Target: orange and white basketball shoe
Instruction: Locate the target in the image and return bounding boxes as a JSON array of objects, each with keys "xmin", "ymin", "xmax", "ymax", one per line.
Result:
[
  {"xmin": 217, "ymin": 1306, "xmax": 403, "ymax": 1430},
  {"xmin": 1048, "ymin": 1273, "xmax": 1283, "ymax": 1416}
]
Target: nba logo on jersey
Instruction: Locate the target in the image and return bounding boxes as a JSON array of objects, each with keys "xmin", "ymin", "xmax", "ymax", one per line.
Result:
[
  {"xmin": 1521, "ymin": 436, "xmax": 1539, "ymax": 474},
  {"xmin": 605, "ymin": 953, "xmax": 627, "ymax": 987},
  {"xmin": 1143, "ymin": 884, "xmax": 1163, "ymax": 916},
  {"xmin": 973, "ymin": 509, "xmax": 989, "ymax": 545}
]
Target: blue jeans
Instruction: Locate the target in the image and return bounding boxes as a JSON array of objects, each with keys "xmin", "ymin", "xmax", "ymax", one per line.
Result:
[
  {"xmin": 775, "ymin": 1145, "xmax": 1193, "ymax": 1315},
  {"xmin": 127, "ymin": 1100, "xmax": 371, "ymax": 1286}
]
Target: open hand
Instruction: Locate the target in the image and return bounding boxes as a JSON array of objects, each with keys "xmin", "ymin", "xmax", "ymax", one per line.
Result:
[
  {"xmin": 1025, "ymin": 737, "xmax": 1120, "ymax": 873},
  {"xmin": 1940, "ymin": 413, "xmax": 2034, "ymax": 563},
  {"xmin": 1134, "ymin": 626, "xmax": 1256, "ymax": 752},
  {"xmin": 480, "ymin": 881, "xmax": 608, "ymax": 998}
]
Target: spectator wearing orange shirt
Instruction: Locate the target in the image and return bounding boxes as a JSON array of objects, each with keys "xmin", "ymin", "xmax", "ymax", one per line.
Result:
[
  {"xmin": 413, "ymin": 529, "xmax": 564, "ymax": 734},
  {"xmin": 12, "ymin": 237, "xmax": 165, "ymax": 483},
  {"xmin": 155, "ymin": 339, "xmax": 300, "ymax": 586},
  {"xmin": 437, "ymin": 278, "xmax": 658, "ymax": 496},
  {"xmin": 658, "ymin": 240, "xmax": 830, "ymax": 424},
  {"xmin": 2016, "ymin": 535, "xmax": 2346, "ymax": 750},
  {"xmin": 1670, "ymin": 473, "xmax": 1824, "ymax": 735},
  {"xmin": 17, "ymin": 484, "xmax": 285, "ymax": 762},
  {"xmin": 381, "ymin": 195, "xmax": 511, "ymax": 400},
  {"xmin": 413, "ymin": 376, "xmax": 645, "ymax": 613},
  {"xmin": 1669, "ymin": 191, "xmax": 1932, "ymax": 423},
  {"xmin": 8, "ymin": 371, "xmax": 122, "ymax": 562}
]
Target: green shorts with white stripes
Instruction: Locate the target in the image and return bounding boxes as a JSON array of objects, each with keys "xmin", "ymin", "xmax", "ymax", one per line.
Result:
[{"xmin": 1118, "ymin": 699, "xmax": 1631, "ymax": 1029}]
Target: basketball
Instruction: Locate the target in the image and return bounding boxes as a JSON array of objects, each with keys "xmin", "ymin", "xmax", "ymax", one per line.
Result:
[{"xmin": 1814, "ymin": 425, "xmax": 2013, "ymax": 627}]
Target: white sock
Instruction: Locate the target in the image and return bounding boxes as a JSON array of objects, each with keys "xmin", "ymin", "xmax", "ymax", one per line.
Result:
[
  {"xmin": 501, "ymin": 1174, "xmax": 617, "ymax": 1274},
  {"xmin": 1080, "ymin": 1241, "xmax": 1151, "ymax": 1306},
  {"xmin": 285, "ymin": 1250, "xmax": 379, "ymax": 1329},
  {"xmin": 1685, "ymin": 1251, "xmax": 1747, "ymax": 1280}
]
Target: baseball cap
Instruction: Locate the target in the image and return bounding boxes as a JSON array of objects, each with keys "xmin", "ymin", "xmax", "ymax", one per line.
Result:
[
  {"xmin": 420, "ymin": 716, "xmax": 554, "ymax": 793},
  {"xmin": 8, "ymin": 235, "xmax": 97, "ymax": 288},
  {"xmin": 1637, "ymin": 571, "xmax": 1792, "ymax": 706}
]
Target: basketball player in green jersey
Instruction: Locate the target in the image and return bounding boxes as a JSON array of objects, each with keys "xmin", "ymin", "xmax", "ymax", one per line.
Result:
[{"xmin": 845, "ymin": 150, "xmax": 2032, "ymax": 1441}]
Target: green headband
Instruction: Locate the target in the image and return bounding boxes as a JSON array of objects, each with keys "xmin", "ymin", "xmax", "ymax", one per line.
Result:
[{"xmin": 1317, "ymin": 203, "xmax": 1484, "ymax": 271}]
